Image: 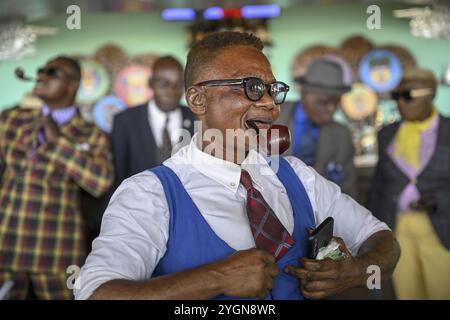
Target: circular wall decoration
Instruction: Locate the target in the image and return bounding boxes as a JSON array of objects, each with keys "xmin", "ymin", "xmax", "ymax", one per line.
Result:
[
  {"xmin": 94, "ymin": 44, "xmax": 129, "ymax": 95},
  {"xmin": 359, "ymin": 49, "xmax": 403, "ymax": 93},
  {"xmin": 94, "ymin": 44, "xmax": 128, "ymax": 66},
  {"xmin": 131, "ymin": 53, "xmax": 159, "ymax": 69},
  {"xmin": 93, "ymin": 95, "xmax": 126, "ymax": 133},
  {"xmin": 341, "ymin": 83, "xmax": 378, "ymax": 121},
  {"xmin": 114, "ymin": 64, "xmax": 153, "ymax": 107},
  {"xmin": 76, "ymin": 59, "xmax": 110, "ymax": 105},
  {"xmin": 339, "ymin": 35, "xmax": 374, "ymax": 82},
  {"xmin": 378, "ymin": 44, "xmax": 416, "ymax": 70},
  {"xmin": 291, "ymin": 45, "xmax": 337, "ymax": 80}
]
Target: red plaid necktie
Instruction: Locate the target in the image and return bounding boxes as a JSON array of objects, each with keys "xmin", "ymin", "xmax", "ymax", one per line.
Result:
[{"xmin": 240, "ymin": 169, "xmax": 295, "ymax": 261}]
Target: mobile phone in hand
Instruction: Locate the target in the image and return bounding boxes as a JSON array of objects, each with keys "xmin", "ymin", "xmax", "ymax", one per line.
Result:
[{"xmin": 307, "ymin": 217, "xmax": 334, "ymax": 259}]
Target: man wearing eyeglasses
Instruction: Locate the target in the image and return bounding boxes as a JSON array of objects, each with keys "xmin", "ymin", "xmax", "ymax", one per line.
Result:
[
  {"xmin": 110, "ymin": 56, "xmax": 195, "ymax": 187},
  {"xmin": 368, "ymin": 68, "xmax": 450, "ymax": 299},
  {"xmin": 75, "ymin": 32, "xmax": 399, "ymax": 300},
  {"xmin": 0, "ymin": 56, "xmax": 114, "ymax": 299}
]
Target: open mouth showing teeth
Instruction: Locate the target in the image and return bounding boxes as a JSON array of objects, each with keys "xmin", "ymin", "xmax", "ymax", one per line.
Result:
[{"xmin": 245, "ymin": 119, "xmax": 272, "ymax": 134}]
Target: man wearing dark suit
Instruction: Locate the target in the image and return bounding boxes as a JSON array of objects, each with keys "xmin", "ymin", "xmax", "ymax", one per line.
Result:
[
  {"xmin": 367, "ymin": 68, "xmax": 450, "ymax": 299},
  {"xmin": 111, "ymin": 56, "xmax": 195, "ymax": 185},
  {"xmin": 277, "ymin": 58, "xmax": 357, "ymax": 198}
]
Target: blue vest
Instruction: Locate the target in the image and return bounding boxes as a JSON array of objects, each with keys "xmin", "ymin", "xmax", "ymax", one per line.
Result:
[{"xmin": 150, "ymin": 157, "xmax": 315, "ymax": 300}]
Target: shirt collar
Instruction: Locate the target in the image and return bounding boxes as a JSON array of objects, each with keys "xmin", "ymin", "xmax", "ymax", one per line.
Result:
[
  {"xmin": 41, "ymin": 105, "xmax": 77, "ymax": 127},
  {"xmin": 148, "ymin": 100, "xmax": 179, "ymax": 122},
  {"xmin": 180, "ymin": 133, "xmax": 273, "ymax": 193}
]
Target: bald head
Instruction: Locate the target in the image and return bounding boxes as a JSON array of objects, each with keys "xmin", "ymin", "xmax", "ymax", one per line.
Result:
[
  {"xmin": 52, "ymin": 55, "xmax": 81, "ymax": 83},
  {"xmin": 33, "ymin": 55, "xmax": 81, "ymax": 109},
  {"xmin": 150, "ymin": 56, "xmax": 184, "ymax": 112},
  {"xmin": 153, "ymin": 56, "xmax": 183, "ymax": 74}
]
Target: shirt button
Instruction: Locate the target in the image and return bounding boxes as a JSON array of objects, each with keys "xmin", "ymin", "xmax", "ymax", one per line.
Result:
[{"xmin": 230, "ymin": 182, "xmax": 236, "ymax": 187}]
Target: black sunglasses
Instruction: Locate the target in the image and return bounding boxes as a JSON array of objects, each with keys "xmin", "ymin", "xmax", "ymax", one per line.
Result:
[
  {"xmin": 195, "ymin": 77, "xmax": 290, "ymax": 105},
  {"xmin": 391, "ymin": 88, "xmax": 433, "ymax": 101},
  {"xmin": 37, "ymin": 66, "xmax": 64, "ymax": 77}
]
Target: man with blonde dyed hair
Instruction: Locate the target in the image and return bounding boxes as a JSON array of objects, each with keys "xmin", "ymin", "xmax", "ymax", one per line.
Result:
[{"xmin": 368, "ymin": 67, "xmax": 450, "ymax": 299}]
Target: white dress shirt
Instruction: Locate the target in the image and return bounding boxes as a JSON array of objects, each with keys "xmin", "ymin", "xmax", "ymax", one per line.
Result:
[
  {"xmin": 147, "ymin": 100, "xmax": 182, "ymax": 148},
  {"xmin": 74, "ymin": 134, "xmax": 390, "ymax": 300}
]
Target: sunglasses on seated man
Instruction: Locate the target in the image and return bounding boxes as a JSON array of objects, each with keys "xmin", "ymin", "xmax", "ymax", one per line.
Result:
[
  {"xmin": 195, "ymin": 77, "xmax": 290, "ymax": 105},
  {"xmin": 391, "ymin": 88, "xmax": 434, "ymax": 102}
]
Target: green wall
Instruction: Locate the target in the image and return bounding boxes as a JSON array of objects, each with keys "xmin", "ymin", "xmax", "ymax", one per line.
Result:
[{"xmin": 1, "ymin": 3, "xmax": 450, "ymax": 114}]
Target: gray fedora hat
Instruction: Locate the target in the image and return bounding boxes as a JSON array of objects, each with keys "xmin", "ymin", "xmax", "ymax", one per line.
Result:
[{"xmin": 295, "ymin": 58, "xmax": 352, "ymax": 95}]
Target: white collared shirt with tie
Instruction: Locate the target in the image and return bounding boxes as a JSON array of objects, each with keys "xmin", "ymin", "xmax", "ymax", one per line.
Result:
[
  {"xmin": 74, "ymin": 133, "xmax": 389, "ymax": 300},
  {"xmin": 147, "ymin": 100, "xmax": 183, "ymax": 148}
]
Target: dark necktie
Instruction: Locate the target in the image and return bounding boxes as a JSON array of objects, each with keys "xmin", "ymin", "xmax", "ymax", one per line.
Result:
[
  {"xmin": 37, "ymin": 114, "xmax": 53, "ymax": 147},
  {"xmin": 161, "ymin": 114, "xmax": 172, "ymax": 160},
  {"xmin": 240, "ymin": 169, "xmax": 295, "ymax": 261}
]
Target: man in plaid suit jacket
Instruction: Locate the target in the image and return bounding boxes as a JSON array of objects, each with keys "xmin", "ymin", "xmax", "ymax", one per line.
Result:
[{"xmin": 0, "ymin": 56, "xmax": 114, "ymax": 299}]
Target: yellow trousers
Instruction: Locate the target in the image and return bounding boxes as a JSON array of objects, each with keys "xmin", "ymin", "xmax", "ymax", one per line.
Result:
[{"xmin": 393, "ymin": 211, "xmax": 450, "ymax": 300}]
